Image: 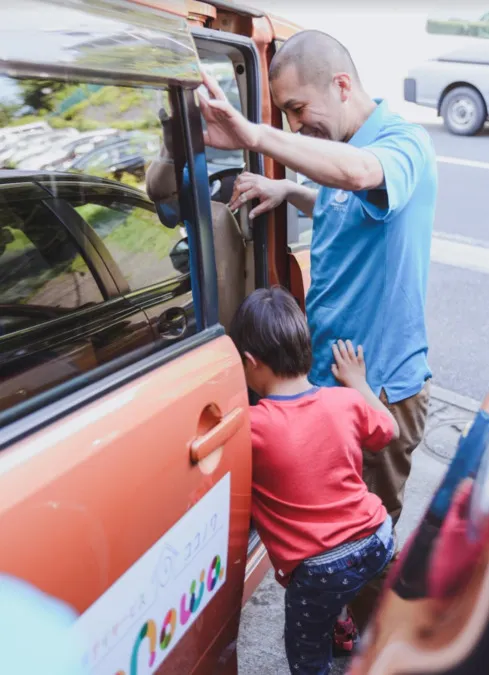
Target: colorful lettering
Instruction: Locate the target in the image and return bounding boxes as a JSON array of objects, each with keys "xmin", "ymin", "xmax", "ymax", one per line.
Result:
[
  {"xmin": 121, "ymin": 553, "xmax": 224, "ymax": 674},
  {"xmin": 130, "ymin": 620, "xmax": 156, "ymax": 675},
  {"xmin": 160, "ymin": 608, "xmax": 177, "ymax": 650},
  {"xmin": 207, "ymin": 555, "xmax": 222, "ymax": 592},
  {"xmin": 180, "ymin": 570, "xmax": 205, "ymax": 625}
]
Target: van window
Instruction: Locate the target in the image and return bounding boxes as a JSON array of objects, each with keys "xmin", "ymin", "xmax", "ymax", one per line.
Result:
[
  {"xmin": 0, "ymin": 200, "xmax": 103, "ymax": 335},
  {"xmin": 73, "ymin": 200, "xmax": 183, "ymax": 292},
  {"xmin": 0, "ymin": 75, "xmax": 201, "ymax": 416},
  {"xmin": 0, "ymin": 75, "xmax": 165, "ymax": 190},
  {"xmin": 199, "ymin": 55, "xmax": 245, "ymax": 175}
]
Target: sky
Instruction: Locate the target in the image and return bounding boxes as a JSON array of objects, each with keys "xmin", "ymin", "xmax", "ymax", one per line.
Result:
[{"xmin": 254, "ymin": 2, "xmax": 489, "ymax": 112}]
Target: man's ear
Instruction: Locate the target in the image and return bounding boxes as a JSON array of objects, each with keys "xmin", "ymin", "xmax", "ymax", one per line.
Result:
[
  {"xmin": 244, "ymin": 351, "xmax": 258, "ymax": 368},
  {"xmin": 333, "ymin": 73, "xmax": 352, "ymax": 102}
]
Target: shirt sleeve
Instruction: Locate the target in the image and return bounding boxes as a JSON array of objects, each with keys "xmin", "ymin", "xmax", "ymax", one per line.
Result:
[
  {"xmin": 355, "ymin": 124, "xmax": 431, "ymax": 222},
  {"xmin": 358, "ymin": 397, "xmax": 395, "ymax": 452}
]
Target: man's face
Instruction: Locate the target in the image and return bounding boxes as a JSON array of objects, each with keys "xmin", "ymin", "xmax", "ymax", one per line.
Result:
[{"xmin": 270, "ymin": 64, "xmax": 350, "ymax": 142}]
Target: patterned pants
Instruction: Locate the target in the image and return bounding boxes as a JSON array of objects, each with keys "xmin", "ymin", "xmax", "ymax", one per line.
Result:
[{"xmin": 284, "ymin": 518, "xmax": 395, "ymax": 674}]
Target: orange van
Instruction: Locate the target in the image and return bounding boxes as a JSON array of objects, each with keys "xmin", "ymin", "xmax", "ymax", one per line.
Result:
[
  {"xmin": 0, "ymin": 0, "xmax": 307, "ymax": 673},
  {"xmin": 4, "ymin": 3, "xmax": 489, "ymax": 675}
]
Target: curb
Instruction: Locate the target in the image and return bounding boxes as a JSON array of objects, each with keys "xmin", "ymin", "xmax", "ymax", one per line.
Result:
[{"xmin": 431, "ymin": 385, "xmax": 481, "ymax": 414}]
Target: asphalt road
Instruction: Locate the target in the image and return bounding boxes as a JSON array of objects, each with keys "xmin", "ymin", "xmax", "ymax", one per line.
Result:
[{"xmin": 426, "ymin": 121, "xmax": 489, "ymax": 402}]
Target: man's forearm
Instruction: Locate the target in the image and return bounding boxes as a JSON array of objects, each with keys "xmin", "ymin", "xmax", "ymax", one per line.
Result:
[
  {"xmin": 284, "ymin": 179, "xmax": 318, "ymax": 218},
  {"xmin": 254, "ymin": 124, "xmax": 383, "ymax": 192},
  {"xmin": 146, "ymin": 150, "xmax": 177, "ymax": 202}
]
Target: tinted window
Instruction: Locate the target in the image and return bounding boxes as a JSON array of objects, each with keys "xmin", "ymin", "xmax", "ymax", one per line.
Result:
[
  {"xmin": 74, "ymin": 200, "xmax": 183, "ymax": 291},
  {"xmin": 0, "ymin": 75, "xmax": 165, "ymax": 191},
  {"xmin": 0, "ymin": 199, "xmax": 102, "ymax": 335},
  {"xmin": 199, "ymin": 55, "xmax": 245, "ymax": 174},
  {"xmin": 0, "ymin": 74, "xmax": 200, "ymax": 416}
]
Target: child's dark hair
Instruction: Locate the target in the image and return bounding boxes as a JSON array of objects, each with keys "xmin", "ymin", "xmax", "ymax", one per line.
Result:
[{"xmin": 229, "ymin": 286, "xmax": 312, "ymax": 377}]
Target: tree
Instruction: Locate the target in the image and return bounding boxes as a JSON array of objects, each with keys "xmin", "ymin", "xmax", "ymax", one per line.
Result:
[{"xmin": 17, "ymin": 79, "xmax": 67, "ymax": 112}]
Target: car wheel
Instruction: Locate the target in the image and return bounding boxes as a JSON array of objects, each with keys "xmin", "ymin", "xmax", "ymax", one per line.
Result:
[{"xmin": 441, "ymin": 86, "xmax": 487, "ymax": 136}]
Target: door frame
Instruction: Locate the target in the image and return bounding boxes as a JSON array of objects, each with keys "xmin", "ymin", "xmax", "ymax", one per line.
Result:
[{"xmin": 192, "ymin": 27, "xmax": 269, "ymax": 290}]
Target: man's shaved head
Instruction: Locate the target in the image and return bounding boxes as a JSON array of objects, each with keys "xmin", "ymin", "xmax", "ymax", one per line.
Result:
[
  {"xmin": 268, "ymin": 30, "xmax": 366, "ymax": 142},
  {"xmin": 270, "ymin": 30, "xmax": 359, "ymax": 87}
]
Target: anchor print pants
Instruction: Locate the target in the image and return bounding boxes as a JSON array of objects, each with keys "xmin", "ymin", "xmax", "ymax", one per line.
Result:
[{"xmin": 284, "ymin": 517, "xmax": 395, "ymax": 675}]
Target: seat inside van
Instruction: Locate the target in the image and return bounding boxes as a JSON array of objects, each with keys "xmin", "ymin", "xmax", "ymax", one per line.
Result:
[{"xmin": 210, "ymin": 199, "xmax": 249, "ymax": 333}]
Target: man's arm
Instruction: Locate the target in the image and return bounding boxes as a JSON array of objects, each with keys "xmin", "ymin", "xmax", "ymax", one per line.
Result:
[
  {"xmin": 255, "ymin": 124, "xmax": 384, "ymax": 192},
  {"xmin": 228, "ymin": 173, "xmax": 318, "ymax": 219},
  {"xmin": 199, "ymin": 70, "xmax": 384, "ymax": 192},
  {"xmin": 146, "ymin": 149, "xmax": 177, "ymax": 202},
  {"xmin": 285, "ymin": 180, "xmax": 319, "ymax": 218}
]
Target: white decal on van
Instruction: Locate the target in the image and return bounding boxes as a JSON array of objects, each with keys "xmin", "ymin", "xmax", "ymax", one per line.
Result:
[{"xmin": 74, "ymin": 473, "xmax": 231, "ymax": 675}]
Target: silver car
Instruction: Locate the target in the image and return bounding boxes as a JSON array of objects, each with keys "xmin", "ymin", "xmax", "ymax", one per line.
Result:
[{"xmin": 404, "ymin": 41, "xmax": 489, "ymax": 135}]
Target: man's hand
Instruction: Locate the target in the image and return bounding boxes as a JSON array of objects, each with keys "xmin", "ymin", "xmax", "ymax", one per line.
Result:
[
  {"xmin": 332, "ymin": 340, "xmax": 367, "ymax": 389},
  {"xmin": 229, "ymin": 172, "xmax": 289, "ymax": 219},
  {"xmin": 199, "ymin": 69, "xmax": 260, "ymax": 151}
]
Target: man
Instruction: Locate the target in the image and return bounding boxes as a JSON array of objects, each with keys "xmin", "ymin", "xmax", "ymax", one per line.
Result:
[{"xmin": 199, "ymin": 30, "xmax": 437, "ymax": 530}]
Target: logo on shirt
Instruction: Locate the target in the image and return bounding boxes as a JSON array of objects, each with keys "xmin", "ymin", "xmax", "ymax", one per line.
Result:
[{"xmin": 334, "ymin": 190, "xmax": 349, "ymax": 204}]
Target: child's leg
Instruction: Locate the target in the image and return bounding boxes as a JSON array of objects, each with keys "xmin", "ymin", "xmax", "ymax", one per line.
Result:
[
  {"xmin": 284, "ymin": 525, "xmax": 395, "ymax": 674},
  {"xmin": 284, "ymin": 571, "xmax": 344, "ymax": 675}
]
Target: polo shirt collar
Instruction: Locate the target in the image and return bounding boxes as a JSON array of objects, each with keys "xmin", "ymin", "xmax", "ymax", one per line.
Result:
[{"xmin": 348, "ymin": 98, "xmax": 386, "ymax": 148}]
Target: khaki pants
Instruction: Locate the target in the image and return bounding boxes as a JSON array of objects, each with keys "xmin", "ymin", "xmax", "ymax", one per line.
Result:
[
  {"xmin": 363, "ymin": 379, "xmax": 431, "ymax": 525},
  {"xmin": 350, "ymin": 379, "xmax": 431, "ymax": 631}
]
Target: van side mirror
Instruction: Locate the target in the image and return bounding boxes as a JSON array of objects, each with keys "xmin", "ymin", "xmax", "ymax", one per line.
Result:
[{"xmin": 169, "ymin": 237, "xmax": 189, "ymax": 274}]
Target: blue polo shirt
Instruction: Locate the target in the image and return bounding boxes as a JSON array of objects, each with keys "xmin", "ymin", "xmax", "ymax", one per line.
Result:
[{"xmin": 306, "ymin": 100, "xmax": 437, "ymax": 404}]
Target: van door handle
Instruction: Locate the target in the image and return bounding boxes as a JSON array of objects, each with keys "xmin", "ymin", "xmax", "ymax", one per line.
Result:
[
  {"xmin": 157, "ymin": 307, "xmax": 187, "ymax": 340},
  {"xmin": 190, "ymin": 407, "xmax": 245, "ymax": 463}
]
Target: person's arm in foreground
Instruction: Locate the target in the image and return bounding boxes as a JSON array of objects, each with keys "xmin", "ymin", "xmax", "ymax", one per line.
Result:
[
  {"xmin": 332, "ymin": 339, "xmax": 400, "ymax": 440},
  {"xmin": 198, "ymin": 70, "xmax": 384, "ymax": 194}
]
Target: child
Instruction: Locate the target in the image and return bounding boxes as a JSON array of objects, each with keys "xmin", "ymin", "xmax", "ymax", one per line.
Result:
[{"xmin": 230, "ymin": 287, "xmax": 399, "ymax": 675}]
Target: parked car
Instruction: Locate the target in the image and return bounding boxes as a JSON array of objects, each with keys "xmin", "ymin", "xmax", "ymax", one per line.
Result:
[
  {"xmin": 17, "ymin": 128, "xmax": 121, "ymax": 171},
  {"xmin": 404, "ymin": 41, "xmax": 489, "ymax": 135},
  {"xmin": 0, "ymin": 121, "xmax": 52, "ymax": 154},
  {"xmin": 67, "ymin": 132, "xmax": 160, "ymax": 181},
  {"xmin": 0, "ymin": 127, "xmax": 55, "ymax": 167},
  {"xmin": 7, "ymin": 128, "xmax": 80, "ymax": 167}
]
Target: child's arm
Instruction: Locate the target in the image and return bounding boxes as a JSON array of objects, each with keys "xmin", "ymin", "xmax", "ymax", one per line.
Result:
[{"xmin": 332, "ymin": 340, "xmax": 400, "ymax": 440}]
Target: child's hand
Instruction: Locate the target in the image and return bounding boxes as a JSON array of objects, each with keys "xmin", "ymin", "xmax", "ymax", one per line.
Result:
[{"xmin": 332, "ymin": 340, "xmax": 367, "ymax": 389}]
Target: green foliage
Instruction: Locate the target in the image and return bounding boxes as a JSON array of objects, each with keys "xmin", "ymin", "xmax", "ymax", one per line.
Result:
[
  {"xmin": 75, "ymin": 203, "xmax": 177, "ymax": 260},
  {"xmin": 427, "ymin": 17, "xmax": 489, "ymax": 38},
  {"xmin": 0, "ymin": 104, "xmax": 16, "ymax": 127},
  {"xmin": 5, "ymin": 79, "xmax": 162, "ymax": 136},
  {"xmin": 17, "ymin": 79, "xmax": 68, "ymax": 112}
]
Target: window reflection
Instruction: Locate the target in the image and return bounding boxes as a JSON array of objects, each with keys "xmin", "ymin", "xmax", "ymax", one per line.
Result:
[{"xmin": 0, "ymin": 75, "xmax": 166, "ymax": 190}]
